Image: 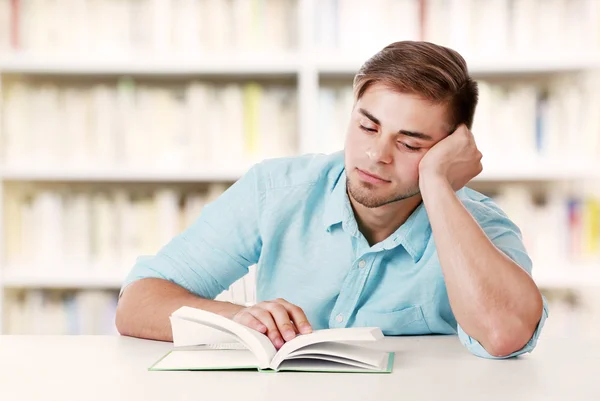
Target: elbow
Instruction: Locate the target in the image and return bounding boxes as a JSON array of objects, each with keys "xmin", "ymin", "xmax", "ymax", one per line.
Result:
[
  {"xmin": 115, "ymin": 289, "xmax": 137, "ymax": 338},
  {"xmin": 484, "ymin": 332, "xmax": 528, "ymax": 358},
  {"xmin": 484, "ymin": 316, "xmax": 539, "ymax": 358},
  {"xmin": 115, "ymin": 301, "xmax": 130, "ymax": 337},
  {"xmin": 486, "ymin": 290, "xmax": 545, "ymax": 358}
]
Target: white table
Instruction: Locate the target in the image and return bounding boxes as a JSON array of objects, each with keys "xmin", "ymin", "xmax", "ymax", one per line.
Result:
[{"xmin": 0, "ymin": 335, "xmax": 597, "ymax": 401}]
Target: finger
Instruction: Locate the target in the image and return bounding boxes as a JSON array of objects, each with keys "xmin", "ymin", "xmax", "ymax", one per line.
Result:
[
  {"xmin": 233, "ymin": 311, "xmax": 267, "ymax": 334},
  {"xmin": 248, "ymin": 307, "xmax": 284, "ymax": 349},
  {"xmin": 262, "ymin": 301, "xmax": 297, "ymax": 342},
  {"xmin": 273, "ymin": 299, "xmax": 312, "ymax": 335},
  {"xmin": 451, "ymin": 123, "xmax": 467, "ymax": 135}
]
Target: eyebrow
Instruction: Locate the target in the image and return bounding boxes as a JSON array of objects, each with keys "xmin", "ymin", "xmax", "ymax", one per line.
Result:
[{"xmin": 358, "ymin": 108, "xmax": 434, "ymax": 141}]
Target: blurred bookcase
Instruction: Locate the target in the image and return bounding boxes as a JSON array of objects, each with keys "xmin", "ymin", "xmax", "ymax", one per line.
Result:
[{"xmin": 0, "ymin": 0, "xmax": 599, "ymax": 337}]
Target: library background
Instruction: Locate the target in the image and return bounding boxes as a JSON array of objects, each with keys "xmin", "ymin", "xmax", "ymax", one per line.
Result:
[{"xmin": 0, "ymin": 0, "xmax": 599, "ymax": 339}]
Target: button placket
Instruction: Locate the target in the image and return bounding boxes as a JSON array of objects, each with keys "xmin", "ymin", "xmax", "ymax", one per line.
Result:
[{"xmin": 328, "ymin": 254, "xmax": 375, "ymax": 328}]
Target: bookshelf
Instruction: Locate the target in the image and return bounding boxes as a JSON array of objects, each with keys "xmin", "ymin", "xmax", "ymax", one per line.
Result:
[
  {"xmin": 316, "ymin": 55, "xmax": 600, "ymax": 77},
  {"xmin": 0, "ymin": 54, "xmax": 302, "ymax": 76},
  {"xmin": 0, "ymin": 161, "xmax": 598, "ymax": 183},
  {"xmin": 0, "ymin": 0, "xmax": 599, "ymax": 337},
  {"xmin": 2, "ymin": 269, "xmax": 127, "ymax": 289}
]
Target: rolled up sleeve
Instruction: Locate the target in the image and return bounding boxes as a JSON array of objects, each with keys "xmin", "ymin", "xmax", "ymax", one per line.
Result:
[
  {"xmin": 120, "ymin": 165, "xmax": 263, "ymax": 299},
  {"xmin": 458, "ymin": 200, "xmax": 549, "ymax": 359},
  {"xmin": 458, "ymin": 296, "xmax": 549, "ymax": 359}
]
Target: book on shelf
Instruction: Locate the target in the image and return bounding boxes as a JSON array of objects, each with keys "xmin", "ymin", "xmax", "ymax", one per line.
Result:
[
  {"xmin": 4, "ymin": 186, "xmax": 234, "ymax": 271},
  {"xmin": 1, "ymin": 80, "xmax": 298, "ymax": 169},
  {"xmin": 315, "ymin": 0, "xmax": 420, "ymax": 53},
  {"xmin": 5, "ymin": 289, "xmax": 118, "ymax": 335},
  {"xmin": 422, "ymin": 0, "xmax": 600, "ymax": 56},
  {"xmin": 541, "ymin": 288, "xmax": 600, "ymax": 339},
  {"xmin": 149, "ymin": 306, "xmax": 394, "ymax": 373},
  {"xmin": 0, "ymin": 0, "xmax": 297, "ymax": 56},
  {"xmin": 312, "ymin": 0, "xmax": 600, "ymax": 56},
  {"xmin": 487, "ymin": 186, "xmax": 600, "ymax": 270}
]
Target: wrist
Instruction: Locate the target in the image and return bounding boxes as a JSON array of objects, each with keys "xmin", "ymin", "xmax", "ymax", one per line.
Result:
[
  {"xmin": 419, "ymin": 168, "xmax": 448, "ymax": 187},
  {"xmin": 419, "ymin": 170, "xmax": 453, "ymax": 199},
  {"xmin": 216, "ymin": 302, "xmax": 246, "ymax": 319}
]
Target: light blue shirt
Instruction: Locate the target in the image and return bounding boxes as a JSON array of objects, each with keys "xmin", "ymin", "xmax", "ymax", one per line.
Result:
[{"xmin": 122, "ymin": 151, "xmax": 548, "ymax": 359}]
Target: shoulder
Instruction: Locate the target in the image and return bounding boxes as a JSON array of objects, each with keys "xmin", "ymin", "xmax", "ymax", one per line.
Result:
[
  {"xmin": 252, "ymin": 151, "xmax": 345, "ymax": 191},
  {"xmin": 456, "ymin": 187, "xmax": 513, "ymax": 225},
  {"xmin": 456, "ymin": 187, "xmax": 523, "ymax": 238}
]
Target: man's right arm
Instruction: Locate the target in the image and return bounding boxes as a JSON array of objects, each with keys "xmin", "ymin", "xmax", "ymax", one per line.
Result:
[
  {"xmin": 114, "ymin": 164, "xmax": 312, "ymax": 347},
  {"xmin": 116, "ymin": 278, "xmax": 245, "ymax": 341},
  {"xmin": 115, "ymin": 165, "xmax": 264, "ymax": 341},
  {"xmin": 116, "ymin": 278, "xmax": 312, "ymax": 348}
]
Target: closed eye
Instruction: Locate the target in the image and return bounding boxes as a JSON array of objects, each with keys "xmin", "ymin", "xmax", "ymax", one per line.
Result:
[
  {"xmin": 402, "ymin": 143, "xmax": 421, "ymax": 151},
  {"xmin": 360, "ymin": 125, "xmax": 377, "ymax": 133}
]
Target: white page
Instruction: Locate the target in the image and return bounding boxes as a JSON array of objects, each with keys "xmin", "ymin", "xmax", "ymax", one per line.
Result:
[
  {"xmin": 269, "ymin": 327, "xmax": 383, "ymax": 369},
  {"xmin": 170, "ymin": 316, "xmax": 239, "ymax": 347},
  {"xmin": 276, "ymin": 358, "xmax": 383, "ymax": 373},
  {"xmin": 151, "ymin": 349, "xmax": 259, "ymax": 371},
  {"xmin": 171, "ymin": 306, "xmax": 276, "ymax": 368},
  {"xmin": 284, "ymin": 352, "xmax": 386, "ymax": 371},
  {"xmin": 284, "ymin": 342, "xmax": 388, "ymax": 368}
]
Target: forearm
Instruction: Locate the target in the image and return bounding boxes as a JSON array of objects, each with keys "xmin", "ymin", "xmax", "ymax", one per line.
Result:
[
  {"xmin": 115, "ymin": 278, "xmax": 244, "ymax": 341},
  {"xmin": 420, "ymin": 176, "xmax": 543, "ymax": 356}
]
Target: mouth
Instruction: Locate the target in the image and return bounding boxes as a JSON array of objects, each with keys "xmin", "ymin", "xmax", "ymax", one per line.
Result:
[{"xmin": 356, "ymin": 168, "xmax": 391, "ymax": 184}]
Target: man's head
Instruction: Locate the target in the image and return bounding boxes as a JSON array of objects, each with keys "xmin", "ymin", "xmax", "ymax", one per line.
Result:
[{"xmin": 344, "ymin": 41, "xmax": 478, "ymax": 208}]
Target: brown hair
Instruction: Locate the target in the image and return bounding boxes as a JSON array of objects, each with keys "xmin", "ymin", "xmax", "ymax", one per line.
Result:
[{"xmin": 353, "ymin": 41, "xmax": 478, "ymax": 131}]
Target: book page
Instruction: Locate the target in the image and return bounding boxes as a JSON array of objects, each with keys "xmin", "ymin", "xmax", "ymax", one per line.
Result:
[
  {"xmin": 285, "ymin": 342, "xmax": 388, "ymax": 368},
  {"xmin": 275, "ymin": 357, "xmax": 390, "ymax": 373},
  {"xmin": 269, "ymin": 327, "xmax": 383, "ymax": 369},
  {"xmin": 170, "ymin": 316, "xmax": 239, "ymax": 347},
  {"xmin": 171, "ymin": 306, "xmax": 276, "ymax": 369},
  {"xmin": 284, "ymin": 352, "xmax": 386, "ymax": 371}
]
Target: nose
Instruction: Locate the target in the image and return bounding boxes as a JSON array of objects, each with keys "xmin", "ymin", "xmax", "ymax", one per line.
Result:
[{"xmin": 366, "ymin": 136, "xmax": 393, "ymax": 164}]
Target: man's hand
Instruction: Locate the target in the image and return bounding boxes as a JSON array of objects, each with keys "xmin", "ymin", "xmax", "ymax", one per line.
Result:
[
  {"xmin": 228, "ymin": 298, "xmax": 312, "ymax": 349},
  {"xmin": 418, "ymin": 124, "xmax": 483, "ymax": 191}
]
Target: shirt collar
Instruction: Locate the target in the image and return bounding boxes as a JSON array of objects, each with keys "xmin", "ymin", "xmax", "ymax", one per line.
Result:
[
  {"xmin": 323, "ymin": 169, "xmax": 431, "ymax": 263},
  {"xmin": 322, "ymin": 170, "xmax": 354, "ymax": 233},
  {"xmin": 388, "ymin": 201, "xmax": 432, "ymax": 263}
]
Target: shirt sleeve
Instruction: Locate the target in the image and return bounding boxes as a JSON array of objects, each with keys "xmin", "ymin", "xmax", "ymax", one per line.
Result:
[
  {"xmin": 119, "ymin": 164, "xmax": 264, "ymax": 300},
  {"xmin": 457, "ymin": 200, "xmax": 549, "ymax": 359}
]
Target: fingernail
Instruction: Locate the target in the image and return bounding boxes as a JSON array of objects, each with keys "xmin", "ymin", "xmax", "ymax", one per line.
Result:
[
  {"xmin": 275, "ymin": 338, "xmax": 284, "ymax": 348},
  {"xmin": 283, "ymin": 330, "xmax": 296, "ymax": 341},
  {"xmin": 300, "ymin": 324, "xmax": 312, "ymax": 334},
  {"xmin": 257, "ymin": 324, "xmax": 267, "ymax": 332}
]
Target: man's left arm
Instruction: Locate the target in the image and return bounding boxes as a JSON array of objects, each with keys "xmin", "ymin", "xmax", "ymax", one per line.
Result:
[{"xmin": 419, "ymin": 125, "xmax": 547, "ymax": 358}]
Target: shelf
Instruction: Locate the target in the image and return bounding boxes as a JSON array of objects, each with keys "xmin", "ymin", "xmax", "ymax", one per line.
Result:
[
  {"xmin": 0, "ymin": 266, "xmax": 600, "ymax": 290},
  {"xmin": 474, "ymin": 162, "xmax": 600, "ymax": 182},
  {"xmin": 0, "ymin": 167, "xmax": 249, "ymax": 182},
  {"xmin": 2, "ymin": 53, "xmax": 599, "ymax": 78},
  {"xmin": 1, "ymin": 269, "xmax": 128, "ymax": 289},
  {"xmin": 317, "ymin": 54, "xmax": 600, "ymax": 78},
  {"xmin": 0, "ymin": 54, "xmax": 301, "ymax": 76},
  {"xmin": 2, "ymin": 162, "xmax": 597, "ymax": 183}
]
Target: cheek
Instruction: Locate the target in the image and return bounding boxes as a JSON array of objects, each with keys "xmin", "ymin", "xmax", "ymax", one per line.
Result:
[
  {"xmin": 394, "ymin": 153, "xmax": 424, "ymax": 180},
  {"xmin": 345, "ymin": 126, "xmax": 368, "ymax": 156}
]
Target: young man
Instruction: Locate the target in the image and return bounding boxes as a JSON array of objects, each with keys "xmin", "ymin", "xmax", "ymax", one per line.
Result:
[{"xmin": 116, "ymin": 41, "xmax": 548, "ymax": 359}]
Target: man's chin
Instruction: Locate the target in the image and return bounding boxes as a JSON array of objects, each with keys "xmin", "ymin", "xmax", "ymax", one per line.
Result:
[{"xmin": 348, "ymin": 180, "xmax": 421, "ymax": 208}]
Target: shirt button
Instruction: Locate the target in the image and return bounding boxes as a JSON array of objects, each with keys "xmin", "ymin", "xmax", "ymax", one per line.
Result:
[
  {"xmin": 358, "ymin": 260, "xmax": 366, "ymax": 269},
  {"xmin": 335, "ymin": 314, "xmax": 344, "ymax": 323}
]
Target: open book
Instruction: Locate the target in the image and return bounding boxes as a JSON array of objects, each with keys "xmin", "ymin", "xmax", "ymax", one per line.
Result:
[{"xmin": 149, "ymin": 306, "xmax": 394, "ymax": 373}]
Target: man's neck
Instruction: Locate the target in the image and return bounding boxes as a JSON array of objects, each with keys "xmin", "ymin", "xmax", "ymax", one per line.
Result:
[{"xmin": 348, "ymin": 192, "xmax": 423, "ymax": 246}]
